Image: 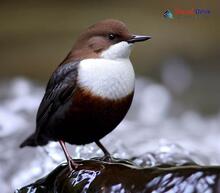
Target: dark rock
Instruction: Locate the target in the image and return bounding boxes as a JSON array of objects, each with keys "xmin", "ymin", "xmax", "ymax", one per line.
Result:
[{"xmin": 15, "ymin": 158, "xmax": 220, "ymax": 193}]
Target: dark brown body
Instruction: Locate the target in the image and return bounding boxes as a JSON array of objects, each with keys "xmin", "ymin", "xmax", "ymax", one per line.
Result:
[
  {"xmin": 20, "ymin": 59, "xmax": 134, "ymax": 148},
  {"xmin": 43, "ymin": 88, "xmax": 133, "ymax": 145}
]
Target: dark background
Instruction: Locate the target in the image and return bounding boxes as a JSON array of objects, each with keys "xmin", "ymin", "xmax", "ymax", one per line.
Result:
[{"xmin": 0, "ymin": 0, "xmax": 219, "ymax": 113}]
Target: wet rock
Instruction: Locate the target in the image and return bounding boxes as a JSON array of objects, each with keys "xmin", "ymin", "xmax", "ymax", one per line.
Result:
[{"xmin": 16, "ymin": 158, "xmax": 220, "ymax": 193}]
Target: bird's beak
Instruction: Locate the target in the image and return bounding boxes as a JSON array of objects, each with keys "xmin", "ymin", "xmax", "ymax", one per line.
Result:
[{"xmin": 127, "ymin": 35, "xmax": 151, "ymax": 43}]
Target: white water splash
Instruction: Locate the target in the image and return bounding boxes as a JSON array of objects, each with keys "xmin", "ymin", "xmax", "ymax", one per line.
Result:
[{"xmin": 0, "ymin": 77, "xmax": 219, "ymax": 193}]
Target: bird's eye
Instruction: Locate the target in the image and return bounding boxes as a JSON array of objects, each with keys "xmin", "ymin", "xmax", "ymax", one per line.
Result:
[{"xmin": 108, "ymin": 34, "xmax": 116, "ymax": 40}]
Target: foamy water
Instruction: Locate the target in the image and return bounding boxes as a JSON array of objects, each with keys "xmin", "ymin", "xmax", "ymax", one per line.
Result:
[{"xmin": 0, "ymin": 77, "xmax": 220, "ymax": 193}]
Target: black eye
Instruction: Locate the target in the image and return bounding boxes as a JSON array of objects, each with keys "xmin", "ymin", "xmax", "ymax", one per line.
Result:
[{"xmin": 108, "ymin": 33, "xmax": 116, "ymax": 40}]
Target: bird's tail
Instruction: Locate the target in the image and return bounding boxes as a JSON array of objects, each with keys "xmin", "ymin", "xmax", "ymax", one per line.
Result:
[{"xmin": 20, "ymin": 133, "xmax": 48, "ymax": 148}]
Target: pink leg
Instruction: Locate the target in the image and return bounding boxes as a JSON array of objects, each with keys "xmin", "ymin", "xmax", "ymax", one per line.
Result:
[
  {"xmin": 59, "ymin": 140, "xmax": 78, "ymax": 170},
  {"xmin": 96, "ymin": 140, "xmax": 111, "ymax": 156}
]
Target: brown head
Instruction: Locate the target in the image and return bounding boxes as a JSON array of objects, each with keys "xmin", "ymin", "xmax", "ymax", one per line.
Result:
[{"xmin": 61, "ymin": 19, "xmax": 151, "ymax": 64}]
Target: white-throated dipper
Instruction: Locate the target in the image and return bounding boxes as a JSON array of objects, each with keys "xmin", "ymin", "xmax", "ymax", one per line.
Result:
[{"xmin": 20, "ymin": 19, "xmax": 151, "ymax": 170}]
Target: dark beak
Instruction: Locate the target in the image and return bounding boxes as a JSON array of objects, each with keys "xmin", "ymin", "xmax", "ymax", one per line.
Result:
[{"xmin": 127, "ymin": 35, "xmax": 151, "ymax": 43}]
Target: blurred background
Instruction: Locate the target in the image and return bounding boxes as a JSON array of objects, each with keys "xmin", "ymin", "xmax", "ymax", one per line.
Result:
[
  {"xmin": 0, "ymin": 0, "xmax": 220, "ymax": 192},
  {"xmin": 1, "ymin": 0, "xmax": 220, "ymax": 113}
]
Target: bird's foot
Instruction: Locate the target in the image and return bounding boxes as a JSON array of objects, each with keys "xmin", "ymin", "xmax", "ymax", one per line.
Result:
[
  {"xmin": 67, "ymin": 158, "xmax": 79, "ymax": 171},
  {"xmin": 100, "ymin": 153, "xmax": 115, "ymax": 162}
]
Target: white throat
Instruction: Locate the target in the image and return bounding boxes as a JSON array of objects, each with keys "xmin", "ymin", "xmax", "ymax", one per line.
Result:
[
  {"xmin": 101, "ymin": 41, "xmax": 132, "ymax": 59},
  {"xmin": 78, "ymin": 41, "xmax": 135, "ymax": 100}
]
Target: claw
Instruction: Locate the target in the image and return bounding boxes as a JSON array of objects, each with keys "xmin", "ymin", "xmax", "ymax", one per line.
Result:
[{"xmin": 68, "ymin": 158, "xmax": 79, "ymax": 171}]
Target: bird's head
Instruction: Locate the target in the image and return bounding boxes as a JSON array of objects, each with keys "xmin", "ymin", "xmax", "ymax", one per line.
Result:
[{"xmin": 63, "ymin": 19, "xmax": 151, "ymax": 63}]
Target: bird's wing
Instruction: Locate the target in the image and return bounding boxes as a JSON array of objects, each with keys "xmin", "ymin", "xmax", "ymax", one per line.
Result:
[{"xmin": 36, "ymin": 60, "xmax": 80, "ymax": 130}]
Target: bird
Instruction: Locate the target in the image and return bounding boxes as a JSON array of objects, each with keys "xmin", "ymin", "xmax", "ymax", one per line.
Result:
[{"xmin": 20, "ymin": 19, "xmax": 151, "ymax": 170}]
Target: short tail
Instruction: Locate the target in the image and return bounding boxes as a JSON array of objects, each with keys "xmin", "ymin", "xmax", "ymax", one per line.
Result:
[{"xmin": 20, "ymin": 133, "xmax": 48, "ymax": 148}]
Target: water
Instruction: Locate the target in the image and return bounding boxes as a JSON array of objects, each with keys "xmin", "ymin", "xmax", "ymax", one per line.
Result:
[{"xmin": 0, "ymin": 77, "xmax": 220, "ymax": 193}]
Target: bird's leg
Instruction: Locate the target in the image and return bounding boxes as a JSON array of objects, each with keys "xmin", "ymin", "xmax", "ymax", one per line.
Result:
[
  {"xmin": 59, "ymin": 140, "xmax": 78, "ymax": 170},
  {"xmin": 95, "ymin": 140, "xmax": 112, "ymax": 161}
]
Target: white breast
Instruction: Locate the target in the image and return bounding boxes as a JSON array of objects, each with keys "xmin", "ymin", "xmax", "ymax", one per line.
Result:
[{"xmin": 77, "ymin": 58, "xmax": 135, "ymax": 100}]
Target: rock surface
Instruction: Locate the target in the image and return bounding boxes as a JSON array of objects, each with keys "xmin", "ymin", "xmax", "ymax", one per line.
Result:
[{"xmin": 16, "ymin": 158, "xmax": 220, "ymax": 193}]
